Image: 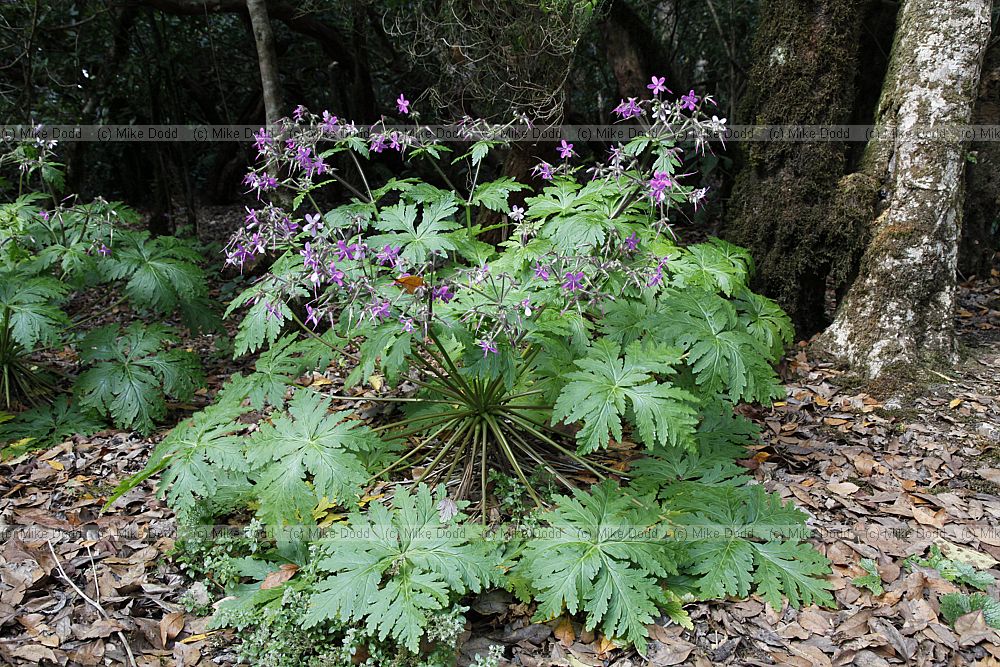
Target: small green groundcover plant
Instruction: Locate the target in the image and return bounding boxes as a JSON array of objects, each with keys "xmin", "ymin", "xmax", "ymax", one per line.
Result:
[
  {"xmin": 115, "ymin": 84, "xmax": 834, "ymax": 663},
  {"xmin": 0, "ymin": 134, "xmax": 215, "ymax": 447}
]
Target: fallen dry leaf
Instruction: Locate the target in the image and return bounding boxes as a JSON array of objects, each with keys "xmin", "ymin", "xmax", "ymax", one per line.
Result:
[{"xmin": 260, "ymin": 563, "xmax": 299, "ymax": 590}]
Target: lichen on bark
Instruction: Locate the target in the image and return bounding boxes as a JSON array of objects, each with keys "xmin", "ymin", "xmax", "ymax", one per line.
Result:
[{"xmin": 819, "ymin": 0, "xmax": 993, "ymax": 379}]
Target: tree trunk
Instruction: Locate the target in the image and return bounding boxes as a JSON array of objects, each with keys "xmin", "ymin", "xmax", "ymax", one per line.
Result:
[
  {"xmin": 246, "ymin": 0, "xmax": 283, "ymax": 125},
  {"xmin": 723, "ymin": 0, "xmax": 878, "ymax": 337},
  {"xmin": 820, "ymin": 0, "xmax": 993, "ymax": 378},
  {"xmin": 601, "ymin": 0, "xmax": 677, "ymax": 100},
  {"xmin": 960, "ymin": 32, "xmax": 1000, "ymax": 278}
]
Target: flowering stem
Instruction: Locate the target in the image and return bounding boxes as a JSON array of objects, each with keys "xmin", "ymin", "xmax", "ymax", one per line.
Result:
[
  {"xmin": 328, "ymin": 395, "xmax": 457, "ymax": 405},
  {"xmin": 373, "ymin": 410, "xmax": 471, "ymax": 435},
  {"xmin": 500, "ymin": 412, "xmax": 613, "ymax": 478},
  {"xmin": 424, "ymin": 329, "xmax": 477, "ymax": 399},
  {"xmin": 414, "ymin": 418, "xmax": 473, "ymax": 484},
  {"xmin": 347, "ymin": 150, "xmax": 373, "ymax": 203},
  {"xmin": 411, "ymin": 338, "xmax": 473, "ymax": 398},
  {"xmin": 485, "ymin": 414, "xmax": 544, "ymax": 507},
  {"xmin": 365, "ymin": 415, "xmax": 463, "ymax": 483},
  {"xmin": 505, "ymin": 426, "xmax": 577, "ymax": 492}
]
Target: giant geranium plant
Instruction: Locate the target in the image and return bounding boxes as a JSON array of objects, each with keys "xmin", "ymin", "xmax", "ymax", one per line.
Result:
[{"xmin": 223, "ymin": 87, "xmax": 790, "ymax": 508}]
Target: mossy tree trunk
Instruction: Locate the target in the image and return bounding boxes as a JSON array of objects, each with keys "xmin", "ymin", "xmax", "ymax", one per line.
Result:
[
  {"xmin": 723, "ymin": 0, "xmax": 879, "ymax": 337},
  {"xmin": 820, "ymin": 0, "xmax": 993, "ymax": 378},
  {"xmin": 960, "ymin": 32, "xmax": 1000, "ymax": 277}
]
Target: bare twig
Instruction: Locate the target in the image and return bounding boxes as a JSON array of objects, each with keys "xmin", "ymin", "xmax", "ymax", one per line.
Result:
[{"xmin": 46, "ymin": 541, "xmax": 138, "ymax": 667}]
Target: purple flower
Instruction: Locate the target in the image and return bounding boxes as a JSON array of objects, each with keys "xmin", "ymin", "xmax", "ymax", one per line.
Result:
[
  {"xmin": 304, "ymin": 213, "xmax": 324, "ymax": 236},
  {"xmin": 400, "ymin": 317, "xmax": 414, "ymax": 333},
  {"xmin": 264, "ymin": 301, "xmax": 282, "ymax": 320},
  {"xmin": 624, "ymin": 232, "xmax": 640, "ymax": 252},
  {"xmin": 39, "ymin": 210, "xmax": 50, "ymax": 222},
  {"xmin": 509, "ymin": 205, "xmax": 525, "ymax": 222},
  {"xmin": 376, "ymin": 245, "xmax": 401, "ymax": 267},
  {"xmin": 281, "ymin": 217, "xmax": 299, "ymax": 237},
  {"xmin": 97, "ymin": 243, "xmax": 111, "ymax": 257},
  {"xmin": 306, "ymin": 305, "xmax": 321, "ymax": 327},
  {"xmin": 293, "ymin": 105, "xmax": 307, "ymax": 122},
  {"xmin": 647, "ymin": 76, "xmax": 671, "ymax": 95},
  {"xmin": 253, "ymin": 128, "xmax": 272, "ymax": 155},
  {"xmin": 478, "ymin": 339, "xmax": 498, "ymax": 357},
  {"xmin": 532, "ymin": 162, "xmax": 554, "ymax": 181},
  {"xmin": 520, "ymin": 298, "xmax": 532, "ymax": 316},
  {"xmin": 557, "ymin": 140, "xmax": 574, "ymax": 159},
  {"xmin": 647, "ymin": 259, "xmax": 667, "ymax": 287},
  {"xmin": 301, "ymin": 242, "xmax": 319, "ymax": 271},
  {"xmin": 613, "ymin": 98, "xmax": 642, "ymax": 119},
  {"xmin": 370, "ymin": 300, "xmax": 391, "ymax": 321},
  {"xmin": 562, "ymin": 271, "xmax": 584, "ymax": 292},
  {"xmin": 433, "ymin": 284, "xmax": 454, "ymax": 303},
  {"xmin": 226, "ymin": 244, "xmax": 253, "ymax": 269},
  {"xmin": 370, "ymin": 134, "xmax": 386, "ymax": 153},
  {"xmin": 336, "ymin": 239, "xmax": 359, "ymax": 261},
  {"xmin": 321, "ymin": 111, "xmax": 339, "ymax": 132},
  {"xmin": 327, "ymin": 262, "xmax": 345, "ymax": 286},
  {"xmin": 396, "ymin": 94, "xmax": 411, "ymax": 115},
  {"xmin": 533, "ymin": 263, "xmax": 550, "ymax": 281},
  {"xmin": 248, "ymin": 232, "xmax": 265, "ymax": 254},
  {"xmin": 680, "ymin": 89, "xmax": 699, "ymax": 111},
  {"xmin": 389, "ymin": 132, "xmax": 403, "ymax": 152},
  {"xmin": 648, "ymin": 171, "xmax": 673, "ymax": 203}
]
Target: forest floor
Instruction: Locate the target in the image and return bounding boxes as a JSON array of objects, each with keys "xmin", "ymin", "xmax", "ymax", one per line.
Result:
[{"xmin": 1, "ymin": 229, "xmax": 999, "ymax": 666}]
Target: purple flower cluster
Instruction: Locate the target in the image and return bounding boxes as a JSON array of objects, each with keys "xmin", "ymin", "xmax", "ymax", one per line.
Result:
[
  {"xmin": 224, "ymin": 205, "xmax": 299, "ymax": 270},
  {"xmin": 613, "ymin": 98, "xmax": 642, "ymax": 119},
  {"xmin": 648, "ymin": 171, "xmax": 673, "ymax": 203}
]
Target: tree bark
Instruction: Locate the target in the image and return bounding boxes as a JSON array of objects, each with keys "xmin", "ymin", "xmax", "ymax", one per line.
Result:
[
  {"xmin": 960, "ymin": 31, "xmax": 1000, "ymax": 277},
  {"xmin": 245, "ymin": 0, "xmax": 283, "ymax": 125},
  {"xmin": 723, "ymin": 0, "xmax": 878, "ymax": 337},
  {"xmin": 820, "ymin": 0, "xmax": 993, "ymax": 378}
]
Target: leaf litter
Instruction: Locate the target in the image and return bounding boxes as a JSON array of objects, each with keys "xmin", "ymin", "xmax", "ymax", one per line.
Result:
[{"xmin": 1, "ymin": 259, "xmax": 999, "ymax": 666}]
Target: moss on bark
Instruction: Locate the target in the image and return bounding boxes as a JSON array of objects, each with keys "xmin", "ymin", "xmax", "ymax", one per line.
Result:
[
  {"xmin": 961, "ymin": 36, "xmax": 1000, "ymax": 277},
  {"xmin": 724, "ymin": 0, "xmax": 884, "ymax": 337}
]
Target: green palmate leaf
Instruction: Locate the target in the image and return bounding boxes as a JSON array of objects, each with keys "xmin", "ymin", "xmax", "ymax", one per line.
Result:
[
  {"xmin": 672, "ymin": 484, "xmax": 834, "ymax": 610},
  {"xmin": 515, "ymin": 481, "xmax": 682, "ymax": 652},
  {"xmin": 226, "ymin": 274, "xmax": 302, "ymax": 357},
  {"xmin": 0, "ymin": 269, "xmax": 69, "ymax": 350},
  {"xmin": 105, "ymin": 232, "xmax": 219, "ymax": 331},
  {"xmin": 246, "ymin": 389, "xmax": 383, "ymax": 525},
  {"xmin": 74, "ymin": 323, "xmax": 204, "ymax": 434},
  {"xmin": 303, "ymin": 485, "xmax": 499, "ymax": 651},
  {"xmin": 247, "ymin": 333, "xmax": 339, "ymax": 409},
  {"xmin": 0, "ymin": 397, "xmax": 105, "ymax": 453},
  {"xmin": 370, "ymin": 199, "xmax": 461, "ymax": 265},
  {"xmin": 599, "ymin": 298, "xmax": 654, "ymax": 346},
  {"xmin": 906, "ymin": 544, "xmax": 997, "ymax": 590},
  {"xmin": 657, "ymin": 289, "xmax": 785, "ymax": 404},
  {"xmin": 471, "ymin": 177, "xmax": 529, "ymax": 212},
  {"xmin": 670, "ymin": 238, "xmax": 753, "ymax": 296},
  {"xmin": 106, "ymin": 376, "xmax": 253, "ymax": 510},
  {"xmin": 344, "ymin": 322, "xmax": 413, "ymax": 388},
  {"xmin": 552, "ymin": 339, "xmax": 697, "ymax": 453},
  {"xmin": 735, "ymin": 288, "xmax": 794, "ymax": 361}
]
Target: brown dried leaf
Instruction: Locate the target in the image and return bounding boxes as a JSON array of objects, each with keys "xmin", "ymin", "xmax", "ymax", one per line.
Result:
[
  {"xmin": 159, "ymin": 611, "xmax": 185, "ymax": 647},
  {"xmin": 260, "ymin": 563, "xmax": 299, "ymax": 590}
]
